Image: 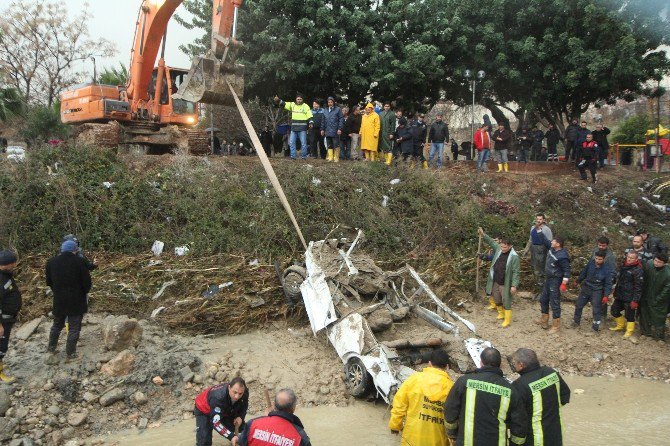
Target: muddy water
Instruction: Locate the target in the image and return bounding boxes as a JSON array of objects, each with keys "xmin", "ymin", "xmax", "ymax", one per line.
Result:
[{"xmin": 103, "ymin": 376, "xmax": 670, "ymax": 445}]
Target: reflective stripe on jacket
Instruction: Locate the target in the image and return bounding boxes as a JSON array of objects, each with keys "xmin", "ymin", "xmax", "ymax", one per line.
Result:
[{"xmin": 282, "ymin": 101, "xmax": 313, "ymax": 132}]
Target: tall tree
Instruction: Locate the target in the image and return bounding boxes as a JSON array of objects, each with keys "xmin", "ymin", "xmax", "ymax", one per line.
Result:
[
  {"xmin": 0, "ymin": 0, "xmax": 115, "ymax": 106},
  {"xmin": 174, "ymin": 0, "xmax": 212, "ymax": 59},
  {"xmin": 99, "ymin": 64, "xmax": 129, "ymax": 86}
]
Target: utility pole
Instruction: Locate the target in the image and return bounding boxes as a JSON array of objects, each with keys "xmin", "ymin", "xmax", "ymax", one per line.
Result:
[{"xmin": 657, "ymin": 79, "xmax": 662, "ymax": 173}]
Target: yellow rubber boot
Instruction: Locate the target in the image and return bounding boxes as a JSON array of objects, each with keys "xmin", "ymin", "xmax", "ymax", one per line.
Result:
[
  {"xmin": 334, "ymin": 148, "xmax": 340, "ymax": 163},
  {"xmin": 609, "ymin": 316, "xmax": 625, "ymax": 331},
  {"xmin": 501, "ymin": 310, "xmax": 512, "ymax": 328},
  {"xmin": 0, "ymin": 361, "xmax": 16, "ymax": 383},
  {"xmin": 487, "ymin": 297, "xmax": 497, "ymax": 310},
  {"xmin": 503, "ymin": 163, "xmax": 509, "ymax": 172},
  {"xmin": 385, "ymin": 152, "xmax": 392, "ymax": 165},
  {"xmin": 422, "ymin": 160, "xmax": 428, "ymax": 169},
  {"xmin": 497, "ymin": 163, "xmax": 503, "ymax": 172},
  {"xmin": 623, "ymin": 322, "xmax": 635, "ymax": 339},
  {"xmin": 496, "ymin": 306, "xmax": 504, "ymax": 320},
  {"xmin": 326, "ymin": 148, "xmax": 333, "ymax": 161}
]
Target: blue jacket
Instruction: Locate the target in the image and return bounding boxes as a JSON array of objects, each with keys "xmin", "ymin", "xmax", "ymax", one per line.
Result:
[
  {"xmin": 578, "ymin": 259, "xmax": 613, "ymax": 295},
  {"xmin": 538, "ymin": 233, "xmax": 571, "ymax": 280},
  {"xmin": 311, "ymin": 107, "xmax": 325, "ymax": 129},
  {"xmin": 322, "ymin": 106, "xmax": 344, "ymax": 137},
  {"xmin": 575, "ymin": 127, "xmax": 590, "ymax": 147}
]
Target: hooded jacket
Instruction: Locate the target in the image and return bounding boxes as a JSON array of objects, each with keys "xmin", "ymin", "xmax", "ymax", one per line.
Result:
[
  {"xmin": 359, "ymin": 104, "xmax": 380, "ymax": 152},
  {"xmin": 444, "ymin": 366, "xmax": 527, "ymax": 446},
  {"xmin": 322, "ymin": 105, "xmax": 344, "ymax": 137},
  {"xmin": 379, "ymin": 109, "xmax": 396, "ymax": 152},
  {"xmin": 613, "ymin": 261, "xmax": 643, "ymax": 303},
  {"xmin": 640, "ymin": 260, "xmax": 670, "ymax": 334},
  {"xmin": 483, "ymin": 234, "xmax": 520, "ymax": 308},
  {"xmin": 389, "ymin": 367, "xmax": 454, "ymax": 446}
]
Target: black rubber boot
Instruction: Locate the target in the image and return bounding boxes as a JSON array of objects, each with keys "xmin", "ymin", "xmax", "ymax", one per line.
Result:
[
  {"xmin": 65, "ymin": 340, "xmax": 77, "ymax": 360},
  {"xmin": 47, "ymin": 332, "xmax": 59, "ymax": 353}
]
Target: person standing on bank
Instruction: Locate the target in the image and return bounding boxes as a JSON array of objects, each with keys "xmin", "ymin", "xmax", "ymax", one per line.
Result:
[
  {"xmin": 273, "ymin": 94, "xmax": 313, "ymax": 160},
  {"xmin": 522, "ymin": 214, "xmax": 553, "ymax": 293},
  {"xmin": 0, "ymin": 250, "xmax": 21, "ymax": 383},
  {"xmin": 479, "ymin": 227, "xmax": 520, "ymax": 328},
  {"xmin": 536, "ymin": 235, "xmax": 571, "ymax": 334},
  {"xmin": 509, "ymin": 348, "xmax": 571, "ymax": 446},
  {"xmin": 45, "ymin": 240, "xmax": 92, "ymax": 360},
  {"xmin": 492, "ymin": 123, "xmax": 511, "ymax": 172},
  {"xmin": 609, "ymin": 251, "xmax": 643, "ymax": 340},
  {"xmin": 379, "ymin": 102, "xmax": 396, "ymax": 165},
  {"xmin": 570, "ymin": 250, "xmax": 614, "ymax": 332}
]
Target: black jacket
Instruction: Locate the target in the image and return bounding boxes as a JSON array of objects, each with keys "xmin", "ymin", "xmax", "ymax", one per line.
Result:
[
  {"xmin": 614, "ymin": 261, "xmax": 644, "ymax": 303},
  {"xmin": 195, "ymin": 383, "xmax": 249, "ymax": 419},
  {"xmin": 564, "ymin": 123, "xmax": 579, "ymax": 142},
  {"xmin": 0, "ymin": 271, "xmax": 21, "ymax": 318},
  {"xmin": 409, "ymin": 120, "xmax": 427, "ymax": 147},
  {"xmin": 344, "ymin": 114, "xmax": 362, "ymax": 134},
  {"xmin": 45, "ymin": 252, "xmax": 92, "ymax": 316},
  {"xmin": 445, "ymin": 366, "xmax": 527, "ymax": 446},
  {"xmin": 394, "ymin": 126, "xmax": 414, "ymax": 154},
  {"xmin": 238, "ymin": 411, "xmax": 311, "ymax": 446},
  {"xmin": 518, "ymin": 130, "xmax": 533, "ymax": 149},
  {"xmin": 493, "ymin": 128, "xmax": 511, "ymax": 150},
  {"xmin": 545, "ymin": 128, "xmax": 561, "ymax": 145},
  {"xmin": 511, "ymin": 365, "xmax": 570, "ymax": 446},
  {"xmin": 428, "ymin": 121, "xmax": 449, "ymax": 143},
  {"xmin": 591, "ymin": 127, "xmax": 610, "ymax": 151},
  {"xmin": 643, "ymin": 234, "xmax": 667, "ymax": 256},
  {"xmin": 259, "ymin": 130, "xmax": 273, "ymax": 147},
  {"xmin": 538, "ymin": 234, "xmax": 571, "ymax": 280}
]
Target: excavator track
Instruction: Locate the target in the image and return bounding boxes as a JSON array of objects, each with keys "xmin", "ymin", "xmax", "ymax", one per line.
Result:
[
  {"xmin": 182, "ymin": 128, "xmax": 210, "ymax": 155},
  {"xmin": 72, "ymin": 122, "xmax": 121, "ymax": 148}
]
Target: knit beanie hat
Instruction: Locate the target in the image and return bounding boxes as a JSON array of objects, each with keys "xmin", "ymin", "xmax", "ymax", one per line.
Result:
[
  {"xmin": 61, "ymin": 240, "xmax": 79, "ymax": 253},
  {"xmin": 0, "ymin": 250, "xmax": 17, "ymax": 266}
]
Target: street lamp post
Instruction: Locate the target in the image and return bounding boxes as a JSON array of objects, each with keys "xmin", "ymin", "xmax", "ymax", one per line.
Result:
[{"xmin": 464, "ymin": 69, "xmax": 486, "ymax": 160}]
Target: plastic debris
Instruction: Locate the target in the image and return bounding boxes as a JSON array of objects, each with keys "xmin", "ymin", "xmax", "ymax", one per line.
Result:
[
  {"xmin": 390, "ymin": 178, "xmax": 401, "ymax": 185},
  {"xmin": 587, "ymin": 186, "xmax": 593, "ymax": 193},
  {"xmin": 102, "ymin": 181, "xmax": 115, "ymax": 189},
  {"xmin": 151, "ymin": 240, "xmax": 165, "ymax": 257},
  {"xmin": 6, "ymin": 146, "xmax": 25, "ymax": 161},
  {"xmin": 609, "ymin": 199, "xmax": 617, "ymax": 207},
  {"xmin": 632, "ymin": 203, "xmax": 639, "ymax": 209},
  {"xmin": 220, "ymin": 282, "xmax": 233, "ymax": 288},
  {"xmin": 202, "ymin": 284, "xmax": 221, "ymax": 298},
  {"xmin": 174, "ymin": 246, "xmax": 190, "ymax": 256},
  {"xmin": 248, "ymin": 259, "xmax": 259, "ymax": 267},
  {"xmin": 355, "ymin": 188, "xmax": 363, "ymax": 193},
  {"xmin": 150, "ymin": 307, "xmax": 166, "ymax": 318},
  {"xmin": 621, "ymin": 216, "xmax": 637, "ymax": 225},
  {"xmin": 312, "ymin": 177, "xmax": 321, "ymax": 186},
  {"xmin": 382, "ymin": 195, "xmax": 389, "ymax": 207}
]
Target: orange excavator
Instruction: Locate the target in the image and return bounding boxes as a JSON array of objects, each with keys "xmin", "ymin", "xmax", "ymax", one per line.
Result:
[{"xmin": 60, "ymin": 0, "xmax": 244, "ymax": 154}]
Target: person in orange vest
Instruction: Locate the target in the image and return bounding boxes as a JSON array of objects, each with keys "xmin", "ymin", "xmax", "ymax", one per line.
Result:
[{"xmin": 194, "ymin": 377, "xmax": 249, "ymax": 446}]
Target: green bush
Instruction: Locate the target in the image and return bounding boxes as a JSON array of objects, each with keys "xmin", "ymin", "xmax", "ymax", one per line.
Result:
[{"xmin": 612, "ymin": 114, "xmax": 653, "ymax": 144}]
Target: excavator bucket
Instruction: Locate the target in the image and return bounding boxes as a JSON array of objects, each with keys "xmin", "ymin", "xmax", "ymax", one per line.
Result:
[{"xmin": 173, "ymin": 52, "xmax": 244, "ymax": 106}]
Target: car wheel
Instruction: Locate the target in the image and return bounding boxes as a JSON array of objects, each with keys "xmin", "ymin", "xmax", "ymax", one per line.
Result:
[
  {"xmin": 282, "ymin": 265, "xmax": 306, "ymax": 301},
  {"xmin": 345, "ymin": 357, "xmax": 374, "ymax": 398}
]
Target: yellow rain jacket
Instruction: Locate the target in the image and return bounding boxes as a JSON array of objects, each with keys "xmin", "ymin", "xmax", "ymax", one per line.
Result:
[
  {"xmin": 360, "ymin": 103, "xmax": 380, "ymax": 152},
  {"xmin": 389, "ymin": 367, "xmax": 454, "ymax": 446}
]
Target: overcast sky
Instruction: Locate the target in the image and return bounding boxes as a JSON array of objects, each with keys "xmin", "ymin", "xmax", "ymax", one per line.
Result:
[{"xmin": 64, "ymin": 0, "xmax": 201, "ymax": 76}]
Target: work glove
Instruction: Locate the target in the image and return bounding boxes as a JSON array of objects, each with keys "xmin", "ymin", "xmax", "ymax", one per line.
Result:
[
  {"xmin": 559, "ymin": 282, "xmax": 567, "ymax": 293},
  {"xmin": 630, "ymin": 301, "xmax": 639, "ymax": 310}
]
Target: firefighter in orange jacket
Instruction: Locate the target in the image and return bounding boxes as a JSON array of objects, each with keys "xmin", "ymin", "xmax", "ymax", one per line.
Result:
[{"xmin": 388, "ymin": 349, "xmax": 454, "ymax": 446}]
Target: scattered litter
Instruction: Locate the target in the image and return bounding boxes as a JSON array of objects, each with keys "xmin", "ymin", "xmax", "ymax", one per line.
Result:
[
  {"xmin": 151, "ymin": 240, "xmax": 165, "ymax": 257},
  {"xmin": 147, "ymin": 260, "xmax": 162, "ymax": 267},
  {"xmin": 103, "ymin": 181, "xmax": 115, "ymax": 189},
  {"xmin": 263, "ymin": 189, "xmax": 270, "ymax": 197},
  {"xmin": 602, "ymin": 227, "xmax": 608, "ymax": 233},
  {"xmin": 248, "ymin": 259, "xmax": 259, "ymax": 267},
  {"xmin": 632, "ymin": 203, "xmax": 639, "ymax": 209},
  {"xmin": 243, "ymin": 295, "xmax": 265, "ymax": 308},
  {"xmin": 220, "ymin": 282, "xmax": 233, "ymax": 288},
  {"xmin": 151, "ymin": 280, "xmax": 176, "ymax": 300},
  {"xmin": 609, "ymin": 199, "xmax": 617, "ymax": 207},
  {"xmin": 174, "ymin": 246, "xmax": 190, "ymax": 256},
  {"xmin": 390, "ymin": 178, "xmax": 401, "ymax": 185},
  {"xmin": 587, "ymin": 186, "xmax": 593, "ymax": 193},
  {"xmin": 150, "ymin": 307, "xmax": 166, "ymax": 318},
  {"xmin": 202, "ymin": 284, "xmax": 222, "ymax": 298},
  {"xmin": 657, "ymin": 222, "xmax": 667, "ymax": 227},
  {"xmin": 621, "ymin": 216, "xmax": 636, "ymax": 225},
  {"xmin": 355, "ymin": 188, "xmax": 363, "ymax": 193},
  {"xmin": 6, "ymin": 146, "xmax": 25, "ymax": 161},
  {"xmin": 654, "ymin": 204, "xmax": 668, "ymax": 212},
  {"xmin": 382, "ymin": 195, "xmax": 389, "ymax": 207},
  {"xmin": 653, "ymin": 194, "xmax": 661, "ymax": 199},
  {"xmin": 311, "ymin": 177, "xmax": 321, "ymax": 186},
  {"xmin": 574, "ymin": 389, "xmax": 585, "ymax": 395}
]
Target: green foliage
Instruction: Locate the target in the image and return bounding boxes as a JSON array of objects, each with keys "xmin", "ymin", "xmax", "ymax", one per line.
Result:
[
  {"xmin": 98, "ymin": 64, "xmax": 129, "ymax": 86},
  {"xmin": 612, "ymin": 114, "xmax": 653, "ymax": 144},
  {"xmin": 19, "ymin": 102, "xmax": 68, "ymax": 144},
  {"xmin": 174, "ymin": 0, "xmax": 212, "ymax": 58},
  {"xmin": 0, "ymin": 85, "xmax": 22, "ymax": 121}
]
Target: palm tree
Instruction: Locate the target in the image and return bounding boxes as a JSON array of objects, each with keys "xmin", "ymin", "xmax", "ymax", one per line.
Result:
[
  {"xmin": 99, "ymin": 64, "xmax": 129, "ymax": 86},
  {"xmin": 0, "ymin": 86, "xmax": 22, "ymax": 122}
]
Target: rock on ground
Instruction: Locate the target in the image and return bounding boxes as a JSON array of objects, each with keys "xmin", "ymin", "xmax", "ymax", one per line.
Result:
[
  {"xmin": 368, "ymin": 308, "xmax": 393, "ymax": 333},
  {"xmin": 13, "ymin": 317, "xmax": 44, "ymax": 341},
  {"xmin": 99, "ymin": 388, "xmax": 125, "ymax": 407},
  {"xmin": 0, "ymin": 389, "xmax": 10, "ymax": 416},
  {"xmin": 67, "ymin": 408, "xmax": 89, "ymax": 427},
  {"xmin": 101, "ymin": 315, "xmax": 143, "ymax": 351},
  {"xmin": 0, "ymin": 417, "xmax": 18, "ymax": 442},
  {"xmin": 100, "ymin": 350, "xmax": 136, "ymax": 376}
]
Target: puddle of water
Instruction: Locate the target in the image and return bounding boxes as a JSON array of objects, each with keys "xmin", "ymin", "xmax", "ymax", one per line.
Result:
[{"xmin": 101, "ymin": 376, "xmax": 670, "ymax": 445}]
